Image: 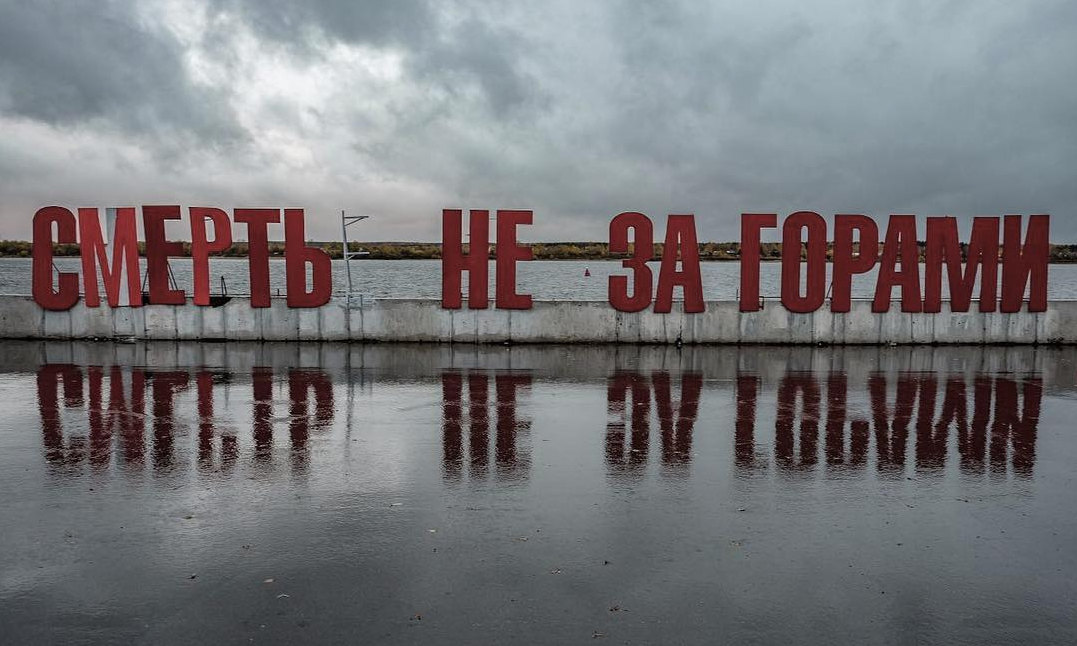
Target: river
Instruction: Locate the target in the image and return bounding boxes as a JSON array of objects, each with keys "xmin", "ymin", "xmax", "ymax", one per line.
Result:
[{"xmin": 3, "ymin": 257, "xmax": 1077, "ymax": 301}]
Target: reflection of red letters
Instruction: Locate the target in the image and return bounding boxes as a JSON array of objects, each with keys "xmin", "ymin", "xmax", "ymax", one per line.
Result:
[
  {"xmin": 440, "ymin": 370, "xmax": 532, "ymax": 482},
  {"xmin": 37, "ymin": 364, "xmax": 83, "ymax": 465},
  {"xmin": 196, "ymin": 371, "xmax": 215, "ymax": 465},
  {"xmin": 606, "ymin": 373, "xmax": 651, "ymax": 475},
  {"xmin": 252, "ymin": 367, "xmax": 274, "ymax": 461},
  {"xmin": 775, "ymin": 374, "xmax": 820, "ymax": 470},
  {"xmin": 824, "ymin": 372, "xmax": 847, "ymax": 466},
  {"xmin": 151, "ymin": 372, "xmax": 189, "ymax": 470},
  {"xmin": 652, "ymin": 372, "xmax": 702, "ymax": 467},
  {"xmin": 468, "ymin": 374, "xmax": 489, "ymax": 476},
  {"xmin": 991, "ymin": 377, "xmax": 1041, "ymax": 475},
  {"xmin": 88, "ymin": 366, "xmax": 146, "ymax": 467},
  {"xmin": 111, "ymin": 367, "xmax": 146, "ymax": 465},
  {"xmin": 735, "ymin": 370, "xmax": 1039, "ymax": 479},
  {"xmin": 734, "ymin": 375, "xmax": 760, "ymax": 468},
  {"xmin": 605, "ymin": 372, "xmax": 701, "ymax": 475},
  {"xmin": 288, "ymin": 370, "xmax": 335, "ymax": 469},
  {"xmin": 494, "ymin": 374, "xmax": 532, "ymax": 480}
]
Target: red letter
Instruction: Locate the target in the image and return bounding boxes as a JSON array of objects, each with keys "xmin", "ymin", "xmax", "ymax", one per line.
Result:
[
  {"xmin": 608, "ymin": 212, "xmax": 654, "ymax": 312},
  {"xmin": 142, "ymin": 205, "xmax": 186, "ymax": 305},
  {"xmin": 1001, "ymin": 214, "xmax": 1049, "ymax": 313},
  {"xmin": 655, "ymin": 214, "xmax": 704, "ymax": 314},
  {"xmin": 924, "ymin": 217, "xmax": 999, "ymax": 313},
  {"xmin": 78, "ymin": 207, "xmax": 141, "ymax": 308},
  {"xmin": 234, "ymin": 208, "xmax": 280, "ymax": 308},
  {"xmin": 441, "ymin": 209, "xmax": 489, "ymax": 309},
  {"xmin": 872, "ymin": 215, "xmax": 922, "ymax": 313},
  {"xmin": 831, "ymin": 214, "xmax": 878, "ymax": 313},
  {"xmin": 739, "ymin": 214, "xmax": 777, "ymax": 312},
  {"xmin": 780, "ymin": 211, "xmax": 827, "ymax": 313},
  {"xmin": 495, "ymin": 210, "xmax": 533, "ymax": 309},
  {"xmin": 190, "ymin": 207, "xmax": 233, "ymax": 306},
  {"xmin": 284, "ymin": 208, "xmax": 332, "ymax": 307},
  {"xmin": 32, "ymin": 206, "xmax": 79, "ymax": 311}
]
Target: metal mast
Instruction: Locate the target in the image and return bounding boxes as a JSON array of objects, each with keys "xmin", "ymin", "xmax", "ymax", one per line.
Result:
[{"xmin": 340, "ymin": 210, "xmax": 370, "ymax": 308}]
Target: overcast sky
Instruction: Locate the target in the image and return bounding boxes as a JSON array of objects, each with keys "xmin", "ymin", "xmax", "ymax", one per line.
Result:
[{"xmin": 1, "ymin": 0, "xmax": 1075, "ymax": 242}]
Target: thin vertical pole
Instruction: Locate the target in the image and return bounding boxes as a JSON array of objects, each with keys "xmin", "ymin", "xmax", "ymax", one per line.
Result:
[{"xmin": 341, "ymin": 209, "xmax": 353, "ymax": 308}]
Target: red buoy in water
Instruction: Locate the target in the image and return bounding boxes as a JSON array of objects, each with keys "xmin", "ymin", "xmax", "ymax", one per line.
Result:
[{"xmin": 584, "ymin": 267, "xmax": 591, "ymax": 277}]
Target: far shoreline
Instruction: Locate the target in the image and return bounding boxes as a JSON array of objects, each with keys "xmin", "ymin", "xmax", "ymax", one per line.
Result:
[{"xmin": 3, "ymin": 239, "xmax": 1077, "ymax": 263}]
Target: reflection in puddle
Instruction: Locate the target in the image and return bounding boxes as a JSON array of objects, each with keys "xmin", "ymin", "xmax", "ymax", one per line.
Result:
[
  {"xmin": 37, "ymin": 365, "xmax": 334, "ymax": 476},
  {"xmin": 736, "ymin": 371, "xmax": 1040, "ymax": 478},
  {"xmin": 33, "ymin": 347, "xmax": 1046, "ymax": 484},
  {"xmin": 6, "ymin": 342, "xmax": 1077, "ymax": 644},
  {"xmin": 606, "ymin": 372, "xmax": 701, "ymax": 479},
  {"xmin": 441, "ymin": 371, "xmax": 532, "ymax": 483}
]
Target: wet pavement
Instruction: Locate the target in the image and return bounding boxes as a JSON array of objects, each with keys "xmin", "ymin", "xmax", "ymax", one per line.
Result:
[{"xmin": 0, "ymin": 341, "xmax": 1075, "ymax": 644}]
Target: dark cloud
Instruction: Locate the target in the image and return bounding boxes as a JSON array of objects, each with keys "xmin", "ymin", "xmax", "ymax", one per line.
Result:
[
  {"xmin": 413, "ymin": 17, "xmax": 536, "ymax": 117},
  {"xmin": 215, "ymin": 0, "xmax": 534, "ymax": 115},
  {"xmin": 211, "ymin": 0, "xmax": 434, "ymax": 50},
  {"xmin": 0, "ymin": 0, "xmax": 1075, "ymax": 241},
  {"xmin": 0, "ymin": 0, "xmax": 243, "ymax": 145}
]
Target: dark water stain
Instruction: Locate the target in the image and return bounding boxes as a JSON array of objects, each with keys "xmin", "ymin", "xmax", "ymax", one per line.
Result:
[{"xmin": 1, "ymin": 341, "xmax": 1075, "ymax": 644}]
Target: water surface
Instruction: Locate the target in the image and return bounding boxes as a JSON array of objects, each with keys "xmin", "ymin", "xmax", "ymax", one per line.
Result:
[
  {"xmin": 3, "ymin": 257, "xmax": 1076, "ymax": 301},
  {"xmin": 0, "ymin": 342, "xmax": 1075, "ymax": 644}
]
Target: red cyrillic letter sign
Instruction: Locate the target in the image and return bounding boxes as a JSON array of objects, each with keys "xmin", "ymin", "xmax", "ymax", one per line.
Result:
[
  {"xmin": 284, "ymin": 208, "xmax": 333, "ymax": 308},
  {"xmin": 142, "ymin": 205, "xmax": 186, "ymax": 305},
  {"xmin": 190, "ymin": 207, "xmax": 233, "ymax": 306},
  {"xmin": 495, "ymin": 210, "xmax": 533, "ymax": 309},
  {"xmin": 780, "ymin": 211, "xmax": 827, "ymax": 313},
  {"xmin": 32, "ymin": 206, "xmax": 79, "ymax": 311},
  {"xmin": 608, "ymin": 211, "xmax": 654, "ymax": 312},
  {"xmin": 924, "ymin": 216, "xmax": 999, "ymax": 313},
  {"xmin": 831, "ymin": 214, "xmax": 878, "ymax": 313},
  {"xmin": 872, "ymin": 215, "xmax": 922, "ymax": 313},
  {"xmin": 739, "ymin": 214, "xmax": 777, "ymax": 312},
  {"xmin": 78, "ymin": 207, "xmax": 141, "ymax": 308},
  {"xmin": 441, "ymin": 209, "xmax": 489, "ymax": 309},
  {"xmin": 655, "ymin": 214, "xmax": 704, "ymax": 314},
  {"xmin": 1000, "ymin": 214, "xmax": 1049, "ymax": 313},
  {"xmin": 234, "ymin": 208, "xmax": 280, "ymax": 308}
]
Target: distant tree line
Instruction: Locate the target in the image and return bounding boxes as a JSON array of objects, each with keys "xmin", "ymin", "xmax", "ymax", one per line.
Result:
[{"xmin": 3, "ymin": 238, "xmax": 1077, "ymax": 262}]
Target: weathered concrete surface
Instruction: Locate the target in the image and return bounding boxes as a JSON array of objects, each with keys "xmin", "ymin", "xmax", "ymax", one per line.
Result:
[{"xmin": 2, "ymin": 295, "xmax": 1076, "ymax": 344}]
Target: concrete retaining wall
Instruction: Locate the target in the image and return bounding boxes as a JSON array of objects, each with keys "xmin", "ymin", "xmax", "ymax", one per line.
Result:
[{"xmin": 2, "ymin": 295, "xmax": 1076, "ymax": 344}]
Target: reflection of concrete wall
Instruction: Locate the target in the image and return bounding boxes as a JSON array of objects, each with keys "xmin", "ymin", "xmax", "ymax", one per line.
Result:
[
  {"xmin": 2, "ymin": 340, "xmax": 1074, "ymax": 389},
  {"xmin": 3, "ymin": 295, "xmax": 1077, "ymax": 345}
]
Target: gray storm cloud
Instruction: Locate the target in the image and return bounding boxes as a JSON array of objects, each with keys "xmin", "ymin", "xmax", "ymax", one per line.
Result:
[{"xmin": 0, "ymin": 0, "xmax": 1074, "ymax": 242}]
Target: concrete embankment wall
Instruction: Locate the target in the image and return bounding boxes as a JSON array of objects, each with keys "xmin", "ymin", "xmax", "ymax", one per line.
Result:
[{"xmin": 1, "ymin": 295, "xmax": 1076, "ymax": 344}]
